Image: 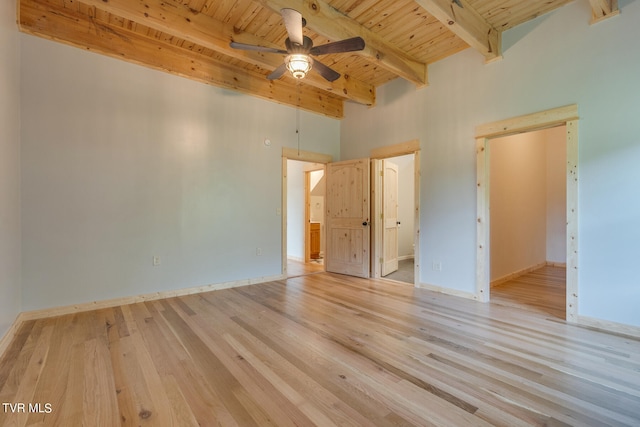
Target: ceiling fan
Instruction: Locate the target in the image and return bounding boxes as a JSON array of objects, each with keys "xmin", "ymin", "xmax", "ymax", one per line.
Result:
[{"xmin": 229, "ymin": 8, "xmax": 365, "ymax": 82}]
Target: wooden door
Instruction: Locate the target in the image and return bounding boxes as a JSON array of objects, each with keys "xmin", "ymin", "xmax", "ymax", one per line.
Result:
[
  {"xmin": 325, "ymin": 158, "xmax": 370, "ymax": 278},
  {"xmin": 382, "ymin": 160, "xmax": 399, "ymax": 275}
]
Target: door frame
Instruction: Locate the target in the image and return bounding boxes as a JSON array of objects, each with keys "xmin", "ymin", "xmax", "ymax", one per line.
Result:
[
  {"xmin": 371, "ymin": 139, "xmax": 421, "ymax": 286},
  {"xmin": 282, "ymin": 148, "xmax": 333, "ymax": 277},
  {"xmin": 475, "ymin": 105, "xmax": 579, "ymax": 322}
]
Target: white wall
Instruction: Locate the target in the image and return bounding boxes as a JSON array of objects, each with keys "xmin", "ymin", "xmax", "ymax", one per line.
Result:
[
  {"xmin": 490, "ymin": 127, "xmax": 565, "ymax": 281},
  {"xmin": 0, "ymin": 0, "xmax": 22, "ymax": 337},
  {"xmin": 491, "ymin": 130, "xmax": 547, "ymax": 279},
  {"xmin": 342, "ymin": 0, "xmax": 640, "ymax": 326},
  {"xmin": 546, "ymin": 127, "xmax": 567, "ymax": 263},
  {"xmin": 20, "ymin": 36, "xmax": 339, "ymax": 311}
]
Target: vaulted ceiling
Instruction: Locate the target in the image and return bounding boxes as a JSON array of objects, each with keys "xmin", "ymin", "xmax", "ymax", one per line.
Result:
[{"xmin": 18, "ymin": 0, "xmax": 620, "ymax": 118}]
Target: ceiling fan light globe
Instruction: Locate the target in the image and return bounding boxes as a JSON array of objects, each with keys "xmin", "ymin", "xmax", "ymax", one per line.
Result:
[{"xmin": 285, "ymin": 54, "xmax": 312, "ymax": 79}]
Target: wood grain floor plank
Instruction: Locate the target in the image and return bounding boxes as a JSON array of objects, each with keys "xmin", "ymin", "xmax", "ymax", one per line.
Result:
[
  {"xmin": 82, "ymin": 337, "xmax": 119, "ymax": 426},
  {"xmin": 166, "ymin": 299, "xmax": 312, "ymax": 427},
  {"xmin": 0, "ymin": 321, "xmax": 36, "ymax": 396},
  {"xmin": 0, "ymin": 321, "xmax": 43, "ymax": 404},
  {"xmin": 492, "ymin": 266, "xmax": 566, "ymax": 318},
  {"xmin": 182, "ymin": 293, "xmax": 356, "ymax": 426},
  {"xmin": 23, "ymin": 315, "xmax": 75, "ymax": 426},
  {"xmin": 131, "ymin": 303, "xmax": 214, "ymax": 426},
  {"xmin": 158, "ymin": 300, "xmax": 261, "ymax": 426},
  {"xmin": 1, "ymin": 271, "xmax": 639, "ymax": 426},
  {"xmin": 58, "ymin": 341, "xmax": 84, "ymax": 427},
  {"xmin": 229, "ymin": 284, "xmax": 526, "ymax": 425},
  {"xmin": 244, "ymin": 282, "xmax": 552, "ymax": 425},
  {"xmin": 0, "ymin": 325, "xmax": 53, "ymax": 427}
]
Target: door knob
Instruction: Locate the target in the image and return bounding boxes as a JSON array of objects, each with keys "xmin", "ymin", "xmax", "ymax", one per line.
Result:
[{"xmin": 362, "ymin": 221, "xmax": 368, "ymax": 226}]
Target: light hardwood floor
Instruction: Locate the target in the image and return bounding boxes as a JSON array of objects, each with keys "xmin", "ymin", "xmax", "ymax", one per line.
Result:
[
  {"xmin": 1, "ymin": 272, "xmax": 639, "ymax": 426},
  {"xmin": 287, "ymin": 258, "xmax": 324, "ymax": 278},
  {"xmin": 491, "ymin": 266, "xmax": 566, "ymax": 319}
]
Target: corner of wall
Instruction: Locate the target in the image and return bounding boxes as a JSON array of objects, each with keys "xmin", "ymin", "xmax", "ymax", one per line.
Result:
[{"xmin": 0, "ymin": 0, "xmax": 23, "ymax": 342}]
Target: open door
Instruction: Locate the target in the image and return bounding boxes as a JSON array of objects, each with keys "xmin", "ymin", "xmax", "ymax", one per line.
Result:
[
  {"xmin": 325, "ymin": 158, "xmax": 370, "ymax": 278},
  {"xmin": 382, "ymin": 160, "xmax": 399, "ymax": 276}
]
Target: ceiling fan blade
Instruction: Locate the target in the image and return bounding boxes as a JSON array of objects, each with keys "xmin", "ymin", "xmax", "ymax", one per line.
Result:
[
  {"xmin": 281, "ymin": 8, "xmax": 304, "ymax": 46},
  {"xmin": 312, "ymin": 59, "xmax": 341, "ymax": 82},
  {"xmin": 310, "ymin": 37, "xmax": 365, "ymax": 56},
  {"xmin": 267, "ymin": 63, "xmax": 288, "ymax": 80},
  {"xmin": 229, "ymin": 42, "xmax": 287, "ymax": 54}
]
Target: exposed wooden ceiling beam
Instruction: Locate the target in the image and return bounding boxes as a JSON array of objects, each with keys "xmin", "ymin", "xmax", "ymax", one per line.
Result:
[
  {"xmin": 589, "ymin": 0, "xmax": 620, "ymax": 24},
  {"xmin": 19, "ymin": 0, "xmax": 344, "ymax": 118},
  {"xmin": 414, "ymin": 0, "xmax": 501, "ymax": 62},
  {"xmin": 79, "ymin": 0, "xmax": 375, "ymax": 106},
  {"xmin": 253, "ymin": 0, "xmax": 429, "ymax": 87}
]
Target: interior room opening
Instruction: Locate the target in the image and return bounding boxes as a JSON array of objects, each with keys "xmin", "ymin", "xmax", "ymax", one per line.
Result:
[
  {"xmin": 380, "ymin": 154, "xmax": 415, "ymax": 284},
  {"xmin": 286, "ymin": 159, "xmax": 326, "ymax": 278},
  {"xmin": 489, "ymin": 126, "xmax": 567, "ymax": 318}
]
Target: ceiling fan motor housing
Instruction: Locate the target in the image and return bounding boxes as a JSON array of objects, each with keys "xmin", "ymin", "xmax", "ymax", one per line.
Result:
[{"xmin": 285, "ymin": 36, "xmax": 314, "ymax": 54}]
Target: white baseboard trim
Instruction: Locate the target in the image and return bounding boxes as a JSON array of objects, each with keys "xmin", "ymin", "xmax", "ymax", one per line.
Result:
[
  {"xmin": 397, "ymin": 255, "xmax": 415, "ymax": 261},
  {"xmin": 577, "ymin": 315, "xmax": 640, "ymax": 339},
  {"xmin": 417, "ymin": 282, "xmax": 477, "ymax": 300},
  {"xmin": 19, "ymin": 273, "xmax": 287, "ymax": 322}
]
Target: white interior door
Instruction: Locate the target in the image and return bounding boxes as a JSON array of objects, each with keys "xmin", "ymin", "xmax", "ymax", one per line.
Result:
[
  {"xmin": 325, "ymin": 158, "xmax": 370, "ymax": 278},
  {"xmin": 382, "ymin": 160, "xmax": 399, "ymax": 276}
]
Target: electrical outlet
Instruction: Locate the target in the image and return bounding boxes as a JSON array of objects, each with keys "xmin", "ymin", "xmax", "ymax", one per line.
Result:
[
  {"xmin": 432, "ymin": 261, "xmax": 442, "ymax": 271},
  {"xmin": 153, "ymin": 256, "xmax": 161, "ymax": 266},
  {"xmin": 256, "ymin": 248, "xmax": 262, "ymax": 256}
]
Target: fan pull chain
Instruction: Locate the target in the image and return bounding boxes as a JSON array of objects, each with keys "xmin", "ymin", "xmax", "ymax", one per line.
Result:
[{"xmin": 296, "ymin": 80, "xmax": 301, "ymax": 155}]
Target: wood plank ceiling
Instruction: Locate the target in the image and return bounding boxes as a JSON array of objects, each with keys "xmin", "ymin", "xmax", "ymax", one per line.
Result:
[{"xmin": 18, "ymin": 0, "xmax": 620, "ymax": 118}]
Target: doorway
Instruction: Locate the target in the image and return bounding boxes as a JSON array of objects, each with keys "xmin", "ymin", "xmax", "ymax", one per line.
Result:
[
  {"xmin": 488, "ymin": 126, "xmax": 567, "ymax": 318},
  {"xmin": 375, "ymin": 154, "xmax": 416, "ymax": 284},
  {"xmin": 286, "ymin": 159, "xmax": 326, "ymax": 278},
  {"xmin": 371, "ymin": 140, "xmax": 421, "ymax": 286},
  {"xmin": 476, "ymin": 105, "xmax": 579, "ymax": 322},
  {"xmin": 281, "ymin": 148, "xmax": 332, "ymax": 279},
  {"xmin": 281, "ymin": 142, "xmax": 420, "ymax": 284}
]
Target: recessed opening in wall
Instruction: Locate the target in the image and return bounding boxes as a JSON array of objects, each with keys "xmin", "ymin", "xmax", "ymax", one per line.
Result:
[
  {"xmin": 475, "ymin": 104, "xmax": 579, "ymax": 323},
  {"xmin": 488, "ymin": 126, "xmax": 567, "ymax": 319},
  {"xmin": 285, "ymin": 159, "xmax": 326, "ymax": 277},
  {"xmin": 370, "ymin": 139, "xmax": 421, "ymax": 287},
  {"xmin": 281, "ymin": 148, "xmax": 332, "ymax": 279},
  {"xmin": 375, "ymin": 154, "xmax": 416, "ymax": 285}
]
